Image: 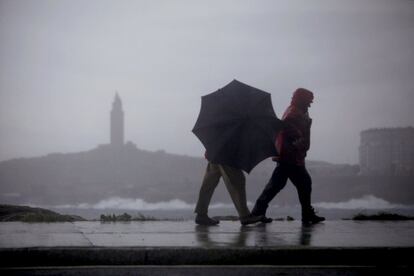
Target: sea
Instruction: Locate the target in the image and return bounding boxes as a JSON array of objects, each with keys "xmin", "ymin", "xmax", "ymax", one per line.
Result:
[{"xmin": 46, "ymin": 194, "xmax": 414, "ymax": 221}]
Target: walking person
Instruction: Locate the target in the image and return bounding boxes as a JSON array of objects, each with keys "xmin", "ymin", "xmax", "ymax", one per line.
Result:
[
  {"xmin": 251, "ymin": 88, "xmax": 325, "ymax": 224},
  {"xmin": 194, "ymin": 152, "xmax": 264, "ymax": 226},
  {"xmin": 192, "ymin": 80, "xmax": 282, "ymax": 226}
]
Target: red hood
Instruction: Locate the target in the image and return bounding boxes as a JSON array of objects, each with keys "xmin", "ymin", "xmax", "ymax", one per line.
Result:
[{"xmin": 291, "ymin": 88, "xmax": 314, "ymax": 107}]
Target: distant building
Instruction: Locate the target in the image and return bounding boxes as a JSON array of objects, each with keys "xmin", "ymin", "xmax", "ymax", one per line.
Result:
[
  {"xmin": 110, "ymin": 93, "xmax": 124, "ymax": 147},
  {"xmin": 359, "ymin": 127, "xmax": 414, "ymax": 175}
]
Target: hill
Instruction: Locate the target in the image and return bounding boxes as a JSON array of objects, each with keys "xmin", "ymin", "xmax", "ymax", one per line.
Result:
[
  {"xmin": 0, "ymin": 204, "xmax": 85, "ymax": 222},
  {"xmin": 0, "ymin": 142, "xmax": 412, "ymax": 206}
]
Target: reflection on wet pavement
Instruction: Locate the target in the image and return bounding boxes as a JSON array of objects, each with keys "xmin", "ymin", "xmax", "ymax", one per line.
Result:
[
  {"xmin": 1, "ymin": 220, "xmax": 413, "ymax": 248},
  {"xmin": 194, "ymin": 222, "xmax": 323, "ymax": 247}
]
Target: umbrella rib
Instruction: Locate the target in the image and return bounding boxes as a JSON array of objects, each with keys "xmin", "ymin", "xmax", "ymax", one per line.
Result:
[
  {"xmin": 192, "ymin": 79, "xmax": 282, "ymax": 172},
  {"xmin": 192, "ymin": 117, "xmax": 247, "ymax": 131}
]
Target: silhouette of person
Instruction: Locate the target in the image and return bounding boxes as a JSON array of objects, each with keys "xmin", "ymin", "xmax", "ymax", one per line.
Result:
[
  {"xmin": 251, "ymin": 88, "xmax": 325, "ymax": 224},
  {"xmin": 194, "ymin": 153, "xmax": 263, "ymax": 226}
]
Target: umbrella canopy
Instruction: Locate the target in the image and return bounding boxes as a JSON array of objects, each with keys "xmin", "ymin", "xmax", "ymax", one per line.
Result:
[{"xmin": 192, "ymin": 79, "xmax": 282, "ymax": 173}]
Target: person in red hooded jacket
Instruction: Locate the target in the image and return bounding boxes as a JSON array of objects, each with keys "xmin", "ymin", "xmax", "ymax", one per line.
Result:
[{"xmin": 251, "ymin": 88, "xmax": 325, "ymax": 224}]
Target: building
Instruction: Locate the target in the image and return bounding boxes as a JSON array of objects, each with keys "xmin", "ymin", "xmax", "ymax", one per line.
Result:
[
  {"xmin": 359, "ymin": 127, "xmax": 414, "ymax": 175},
  {"xmin": 110, "ymin": 93, "xmax": 124, "ymax": 147}
]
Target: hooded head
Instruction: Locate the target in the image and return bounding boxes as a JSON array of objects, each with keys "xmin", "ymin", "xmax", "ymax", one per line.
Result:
[{"xmin": 291, "ymin": 88, "xmax": 314, "ymax": 110}]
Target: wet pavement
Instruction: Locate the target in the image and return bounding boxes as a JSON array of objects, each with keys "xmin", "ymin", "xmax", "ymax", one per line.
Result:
[
  {"xmin": 1, "ymin": 220, "xmax": 413, "ymax": 248},
  {"xmin": 1, "ymin": 221, "xmax": 413, "ymax": 274}
]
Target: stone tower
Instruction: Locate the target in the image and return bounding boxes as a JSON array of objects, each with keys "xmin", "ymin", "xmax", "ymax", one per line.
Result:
[{"xmin": 110, "ymin": 92, "xmax": 124, "ymax": 147}]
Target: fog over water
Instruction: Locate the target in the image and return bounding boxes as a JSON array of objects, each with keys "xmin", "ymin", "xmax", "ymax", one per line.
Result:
[
  {"xmin": 50, "ymin": 195, "xmax": 414, "ymax": 211},
  {"xmin": 43, "ymin": 195, "xmax": 414, "ymax": 220},
  {"xmin": 1, "ymin": 0, "xmax": 413, "ymax": 164}
]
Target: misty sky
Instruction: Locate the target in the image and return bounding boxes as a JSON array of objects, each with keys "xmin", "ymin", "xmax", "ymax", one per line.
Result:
[{"xmin": 1, "ymin": 0, "xmax": 413, "ymax": 164}]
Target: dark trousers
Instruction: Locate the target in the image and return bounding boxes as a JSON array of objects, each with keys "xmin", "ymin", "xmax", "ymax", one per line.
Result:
[{"xmin": 252, "ymin": 163, "xmax": 312, "ymax": 216}]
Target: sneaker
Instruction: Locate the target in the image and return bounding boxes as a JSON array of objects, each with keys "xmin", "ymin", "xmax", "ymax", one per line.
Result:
[
  {"xmin": 195, "ymin": 214, "xmax": 219, "ymax": 226},
  {"xmin": 240, "ymin": 214, "xmax": 264, "ymax": 225},
  {"xmin": 302, "ymin": 207, "xmax": 325, "ymax": 225},
  {"xmin": 261, "ymin": 216, "xmax": 273, "ymax": 223}
]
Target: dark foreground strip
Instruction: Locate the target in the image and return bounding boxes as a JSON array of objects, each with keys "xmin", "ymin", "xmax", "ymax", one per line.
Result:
[
  {"xmin": 0, "ymin": 247, "xmax": 412, "ymax": 267},
  {"xmin": 1, "ymin": 265, "xmax": 412, "ymax": 276}
]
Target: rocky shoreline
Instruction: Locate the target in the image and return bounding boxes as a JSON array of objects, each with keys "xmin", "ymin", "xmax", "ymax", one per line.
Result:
[{"xmin": 0, "ymin": 204, "xmax": 85, "ymax": 222}]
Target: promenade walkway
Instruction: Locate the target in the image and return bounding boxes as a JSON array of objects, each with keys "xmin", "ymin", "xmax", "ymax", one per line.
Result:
[{"xmin": 1, "ymin": 221, "xmax": 413, "ymax": 275}]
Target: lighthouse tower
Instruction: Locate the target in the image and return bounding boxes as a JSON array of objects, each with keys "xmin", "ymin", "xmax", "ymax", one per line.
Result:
[{"xmin": 110, "ymin": 93, "xmax": 124, "ymax": 147}]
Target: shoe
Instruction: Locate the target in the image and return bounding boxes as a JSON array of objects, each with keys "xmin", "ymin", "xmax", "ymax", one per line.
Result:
[
  {"xmin": 251, "ymin": 209, "xmax": 272, "ymax": 223},
  {"xmin": 195, "ymin": 214, "xmax": 219, "ymax": 226},
  {"xmin": 240, "ymin": 214, "xmax": 264, "ymax": 225},
  {"xmin": 261, "ymin": 216, "xmax": 273, "ymax": 223},
  {"xmin": 302, "ymin": 207, "xmax": 325, "ymax": 224}
]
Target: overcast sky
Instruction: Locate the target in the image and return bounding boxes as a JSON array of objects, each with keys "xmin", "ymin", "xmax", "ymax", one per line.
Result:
[{"xmin": 1, "ymin": 0, "xmax": 413, "ymax": 164}]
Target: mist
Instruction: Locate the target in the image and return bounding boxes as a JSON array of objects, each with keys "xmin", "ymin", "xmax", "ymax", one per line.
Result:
[
  {"xmin": 1, "ymin": 0, "xmax": 414, "ymax": 164},
  {"xmin": 51, "ymin": 195, "xmax": 414, "ymax": 211}
]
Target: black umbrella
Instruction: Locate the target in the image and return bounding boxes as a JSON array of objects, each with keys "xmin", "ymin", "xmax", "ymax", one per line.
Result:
[{"xmin": 192, "ymin": 79, "xmax": 282, "ymax": 173}]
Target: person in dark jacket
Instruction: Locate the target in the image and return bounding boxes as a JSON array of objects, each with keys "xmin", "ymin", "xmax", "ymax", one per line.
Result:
[{"xmin": 251, "ymin": 88, "xmax": 325, "ymax": 224}]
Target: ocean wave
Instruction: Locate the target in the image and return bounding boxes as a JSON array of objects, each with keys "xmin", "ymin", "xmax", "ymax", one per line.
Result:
[
  {"xmin": 55, "ymin": 197, "xmax": 253, "ymax": 210},
  {"xmin": 51, "ymin": 195, "xmax": 414, "ymax": 211},
  {"xmin": 314, "ymin": 195, "xmax": 414, "ymax": 210}
]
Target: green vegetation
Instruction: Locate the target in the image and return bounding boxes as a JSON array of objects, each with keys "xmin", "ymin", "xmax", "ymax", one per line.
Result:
[
  {"xmin": 0, "ymin": 204, "xmax": 86, "ymax": 222},
  {"xmin": 100, "ymin": 212, "xmax": 158, "ymax": 222},
  {"xmin": 352, "ymin": 212, "xmax": 414, "ymax": 221},
  {"xmin": 273, "ymin": 216, "xmax": 295, "ymax": 221}
]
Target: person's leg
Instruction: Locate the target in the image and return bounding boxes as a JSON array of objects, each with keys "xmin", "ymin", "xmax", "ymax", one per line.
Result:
[
  {"xmin": 251, "ymin": 163, "xmax": 289, "ymax": 216},
  {"xmin": 288, "ymin": 165, "xmax": 312, "ymax": 210},
  {"xmin": 289, "ymin": 165, "xmax": 324, "ymax": 224},
  {"xmin": 194, "ymin": 163, "xmax": 221, "ymax": 216},
  {"xmin": 218, "ymin": 165, "xmax": 250, "ymax": 218},
  {"xmin": 219, "ymin": 165, "xmax": 263, "ymax": 225}
]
